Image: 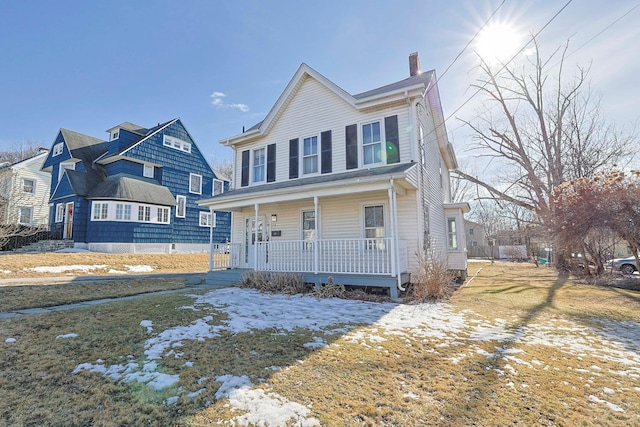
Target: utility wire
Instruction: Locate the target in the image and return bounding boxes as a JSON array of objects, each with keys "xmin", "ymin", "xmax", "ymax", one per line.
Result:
[{"xmin": 438, "ymin": 0, "xmax": 508, "ymax": 83}]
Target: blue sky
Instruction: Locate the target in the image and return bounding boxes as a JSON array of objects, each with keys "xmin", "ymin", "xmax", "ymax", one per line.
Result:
[{"xmin": 1, "ymin": 0, "xmax": 638, "ymax": 167}]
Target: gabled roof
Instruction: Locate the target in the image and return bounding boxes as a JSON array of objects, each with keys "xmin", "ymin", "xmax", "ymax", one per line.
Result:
[
  {"xmin": 65, "ymin": 169, "xmax": 105, "ymax": 196},
  {"xmin": 95, "ymin": 118, "xmax": 177, "ymax": 164},
  {"xmin": 221, "ymin": 63, "xmax": 435, "ymax": 146},
  {"xmin": 60, "ymin": 129, "xmax": 106, "ymax": 152},
  {"xmin": 86, "ymin": 173, "xmax": 177, "ymax": 206}
]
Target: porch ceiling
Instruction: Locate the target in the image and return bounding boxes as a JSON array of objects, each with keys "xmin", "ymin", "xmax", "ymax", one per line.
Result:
[{"xmin": 198, "ymin": 163, "xmax": 417, "ymax": 211}]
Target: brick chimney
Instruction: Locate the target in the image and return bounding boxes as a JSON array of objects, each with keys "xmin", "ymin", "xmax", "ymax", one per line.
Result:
[{"xmin": 409, "ymin": 52, "xmax": 421, "ymax": 76}]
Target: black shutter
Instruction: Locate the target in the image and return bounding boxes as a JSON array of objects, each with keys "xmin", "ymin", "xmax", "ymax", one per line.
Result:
[
  {"xmin": 266, "ymin": 143, "xmax": 276, "ymax": 182},
  {"xmin": 385, "ymin": 115, "xmax": 400, "ymax": 164},
  {"xmin": 289, "ymin": 138, "xmax": 299, "ymax": 179},
  {"xmin": 320, "ymin": 130, "xmax": 332, "ymax": 174},
  {"xmin": 345, "ymin": 124, "xmax": 358, "ymax": 170},
  {"xmin": 241, "ymin": 150, "xmax": 250, "ymax": 187}
]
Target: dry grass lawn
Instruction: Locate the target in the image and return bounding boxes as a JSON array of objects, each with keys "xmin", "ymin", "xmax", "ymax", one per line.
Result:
[
  {"xmin": 0, "ymin": 252, "xmax": 210, "ymax": 278},
  {"xmin": 1, "ymin": 259, "xmax": 640, "ymax": 426}
]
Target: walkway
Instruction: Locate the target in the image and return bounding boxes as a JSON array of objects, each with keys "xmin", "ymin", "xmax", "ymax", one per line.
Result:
[{"xmin": 0, "ymin": 273, "xmax": 232, "ymax": 319}]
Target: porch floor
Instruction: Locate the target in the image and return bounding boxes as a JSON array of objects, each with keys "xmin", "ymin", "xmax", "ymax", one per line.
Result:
[{"xmin": 205, "ymin": 269, "xmax": 411, "ymax": 299}]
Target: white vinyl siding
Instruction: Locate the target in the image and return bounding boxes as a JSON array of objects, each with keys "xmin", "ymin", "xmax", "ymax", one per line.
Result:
[
  {"xmin": 231, "ymin": 78, "xmax": 410, "ymax": 187},
  {"xmin": 4, "ymin": 153, "xmax": 51, "ymax": 226}
]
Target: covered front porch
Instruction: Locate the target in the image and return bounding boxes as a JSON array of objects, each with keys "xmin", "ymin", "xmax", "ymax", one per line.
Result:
[{"xmin": 199, "ymin": 164, "xmax": 418, "ymax": 298}]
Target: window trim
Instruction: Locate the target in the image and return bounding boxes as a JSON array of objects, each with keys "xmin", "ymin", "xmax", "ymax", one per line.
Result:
[
  {"xmin": 213, "ymin": 179, "xmax": 224, "ymax": 196},
  {"xmin": 447, "ymin": 217, "xmax": 459, "ymax": 251},
  {"xmin": 92, "ymin": 202, "xmax": 109, "ymax": 221},
  {"xmin": 90, "ymin": 201, "xmax": 170, "ymax": 223},
  {"xmin": 58, "ymin": 161, "xmax": 76, "ymax": 182},
  {"xmin": 361, "ymin": 119, "xmax": 385, "ymax": 166},
  {"xmin": 252, "ymin": 147, "xmax": 266, "ymax": 184},
  {"xmin": 55, "ymin": 203, "xmax": 65, "ymax": 223},
  {"xmin": 18, "ymin": 207, "xmax": 33, "ymax": 225},
  {"xmin": 199, "ymin": 211, "xmax": 215, "ymax": 227},
  {"xmin": 143, "ymin": 164, "xmax": 154, "ymax": 178},
  {"xmin": 189, "ymin": 173, "xmax": 203, "ymax": 195},
  {"xmin": 22, "ymin": 178, "xmax": 36, "ymax": 194},
  {"xmin": 176, "ymin": 195, "xmax": 186, "ymax": 218},
  {"xmin": 163, "ymin": 134, "xmax": 192, "ymax": 153},
  {"xmin": 361, "ymin": 202, "xmax": 386, "ymax": 250},
  {"xmin": 301, "ymin": 135, "xmax": 319, "ymax": 176}
]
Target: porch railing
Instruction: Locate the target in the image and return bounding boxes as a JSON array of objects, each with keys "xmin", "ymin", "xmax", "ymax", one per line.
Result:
[{"xmin": 209, "ymin": 243, "xmax": 243, "ymax": 270}]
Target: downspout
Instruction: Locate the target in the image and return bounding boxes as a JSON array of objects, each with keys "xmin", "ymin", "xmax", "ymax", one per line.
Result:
[
  {"xmin": 391, "ymin": 179, "xmax": 405, "ymax": 292},
  {"xmin": 408, "ymin": 96, "xmax": 417, "ymax": 162},
  {"xmin": 254, "ymin": 203, "xmax": 259, "ymax": 271},
  {"xmin": 314, "ymin": 196, "xmax": 319, "ymax": 274},
  {"xmin": 388, "ymin": 187, "xmax": 396, "ymax": 278}
]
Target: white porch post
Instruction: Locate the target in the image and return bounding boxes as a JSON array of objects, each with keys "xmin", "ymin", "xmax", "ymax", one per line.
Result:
[
  {"xmin": 314, "ymin": 196, "xmax": 319, "ymax": 274},
  {"xmin": 388, "ymin": 186, "xmax": 396, "ymax": 278},
  {"xmin": 254, "ymin": 203, "xmax": 259, "ymax": 271},
  {"xmin": 209, "ymin": 208, "xmax": 214, "ymax": 272}
]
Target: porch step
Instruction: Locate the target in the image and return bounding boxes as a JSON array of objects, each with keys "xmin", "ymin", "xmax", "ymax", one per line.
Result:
[
  {"xmin": 205, "ymin": 269, "xmax": 249, "ymax": 287},
  {"xmin": 11, "ymin": 240, "xmax": 75, "ymax": 254}
]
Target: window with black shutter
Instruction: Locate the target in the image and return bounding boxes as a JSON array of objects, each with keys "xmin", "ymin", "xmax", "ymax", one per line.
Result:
[
  {"xmin": 241, "ymin": 150, "xmax": 250, "ymax": 187},
  {"xmin": 321, "ymin": 130, "xmax": 332, "ymax": 174},
  {"xmin": 267, "ymin": 143, "xmax": 276, "ymax": 182},
  {"xmin": 345, "ymin": 124, "xmax": 358, "ymax": 169},
  {"xmin": 289, "ymin": 138, "xmax": 299, "ymax": 179},
  {"xmin": 385, "ymin": 115, "xmax": 400, "ymax": 164}
]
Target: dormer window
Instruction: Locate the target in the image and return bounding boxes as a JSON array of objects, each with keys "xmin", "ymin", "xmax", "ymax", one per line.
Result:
[
  {"xmin": 111, "ymin": 131, "xmax": 119, "ymax": 141},
  {"xmin": 163, "ymin": 135, "xmax": 191, "ymax": 153}
]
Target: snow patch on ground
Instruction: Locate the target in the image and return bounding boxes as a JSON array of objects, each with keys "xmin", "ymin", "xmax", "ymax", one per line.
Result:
[
  {"xmin": 126, "ymin": 265, "xmax": 154, "ymax": 273},
  {"xmin": 28, "ymin": 264, "xmax": 107, "ymax": 274},
  {"xmin": 56, "ymin": 333, "xmax": 78, "ymax": 339},
  {"xmin": 5, "ymin": 338, "xmax": 16, "ymax": 343},
  {"xmin": 215, "ymin": 375, "xmax": 320, "ymax": 427}
]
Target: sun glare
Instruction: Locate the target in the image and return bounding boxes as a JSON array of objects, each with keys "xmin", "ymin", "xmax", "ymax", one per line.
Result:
[{"xmin": 475, "ymin": 23, "xmax": 521, "ymax": 65}]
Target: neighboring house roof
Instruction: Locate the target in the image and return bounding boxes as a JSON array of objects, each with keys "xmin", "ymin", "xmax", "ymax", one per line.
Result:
[
  {"xmin": 86, "ymin": 173, "xmax": 177, "ymax": 206},
  {"xmin": 96, "ymin": 118, "xmax": 177, "ymax": 164}
]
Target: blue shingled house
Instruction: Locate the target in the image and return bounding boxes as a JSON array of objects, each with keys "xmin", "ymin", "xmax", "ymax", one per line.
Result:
[{"xmin": 41, "ymin": 118, "xmax": 231, "ymax": 253}]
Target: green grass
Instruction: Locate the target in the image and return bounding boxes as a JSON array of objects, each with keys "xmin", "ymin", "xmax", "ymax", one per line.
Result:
[
  {"xmin": 1, "ymin": 261, "xmax": 640, "ymax": 426},
  {"xmin": 0, "ymin": 278, "xmax": 185, "ymax": 312}
]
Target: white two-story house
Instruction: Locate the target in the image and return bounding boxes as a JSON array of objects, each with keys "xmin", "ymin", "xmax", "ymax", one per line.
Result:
[{"xmin": 199, "ymin": 53, "xmax": 469, "ymax": 298}]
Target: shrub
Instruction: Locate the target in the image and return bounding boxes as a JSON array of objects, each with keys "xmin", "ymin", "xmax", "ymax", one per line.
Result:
[
  {"xmin": 408, "ymin": 250, "xmax": 455, "ymax": 302},
  {"xmin": 310, "ymin": 277, "xmax": 346, "ymax": 299},
  {"xmin": 240, "ymin": 271, "xmax": 306, "ymax": 295}
]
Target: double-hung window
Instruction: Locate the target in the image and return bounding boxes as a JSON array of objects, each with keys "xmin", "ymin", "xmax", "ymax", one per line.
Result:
[
  {"xmin": 189, "ymin": 173, "xmax": 202, "ymax": 194},
  {"xmin": 116, "ymin": 203, "xmax": 132, "ymax": 221},
  {"xmin": 447, "ymin": 218, "xmax": 458, "ymax": 250},
  {"xmin": 138, "ymin": 206, "xmax": 151, "ymax": 222},
  {"xmin": 364, "ymin": 205, "xmax": 385, "ymax": 249},
  {"xmin": 143, "ymin": 164, "xmax": 154, "ymax": 178},
  {"xmin": 22, "ymin": 178, "xmax": 35, "ymax": 194},
  {"xmin": 157, "ymin": 207, "xmax": 169, "ymax": 223},
  {"xmin": 93, "ymin": 202, "xmax": 108, "ymax": 220},
  {"xmin": 55, "ymin": 204, "xmax": 65, "ymax": 223},
  {"xmin": 213, "ymin": 179, "xmax": 224, "ymax": 196},
  {"xmin": 18, "ymin": 207, "xmax": 33, "ymax": 224},
  {"xmin": 362, "ymin": 121, "xmax": 382, "ymax": 165},
  {"xmin": 176, "ymin": 195, "xmax": 186, "ymax": 218},
  {"xmin": 253, "ymin": 148, "xmax": 265, "ymax": 183},
  {"xmin": 199, "ymin": 211, "xmax": 214, "ymax": 227},
  {"xmin": 302, "ymin": 136, "xmax": 318, "ymax": 175}
]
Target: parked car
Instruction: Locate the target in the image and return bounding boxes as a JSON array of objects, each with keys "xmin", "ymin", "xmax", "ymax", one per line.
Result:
[{"xmin": 610, "ymin": 256, "xmax": 638, "ymax": 274}]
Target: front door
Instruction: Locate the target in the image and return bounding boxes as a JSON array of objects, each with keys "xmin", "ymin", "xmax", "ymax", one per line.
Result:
[
  {"xmin": 63, "ymin": 202, "xmax": 74, "ymax": 239},
  {"xmin": 244, "ymin": 216, "xmax": 266, "ymax": 267}
]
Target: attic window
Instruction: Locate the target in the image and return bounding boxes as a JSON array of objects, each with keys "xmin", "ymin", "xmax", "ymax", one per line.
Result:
[
  {"xmin": 163, "ymin": 135, "xmax": 191, "ymax": 153},
  {"xmin": 53, "ymin": 143, "xmax": 63, "ymax": 157},
  {"xmin": 111, "ymin": 131, "xmax": 119, "ymax": 141}
]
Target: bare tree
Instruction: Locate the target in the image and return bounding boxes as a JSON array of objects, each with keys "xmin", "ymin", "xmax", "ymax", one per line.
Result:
[
  {"xmin": 211, "ymin": 159, "xmax": 233, "ymax": 183},
  {"xmin": 0, "ymin": 140, "xmax": 43, "ymax": 164},
  {"xmin": 454, "ymin": 36, "xmax": 636, "ymax": 218}
]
